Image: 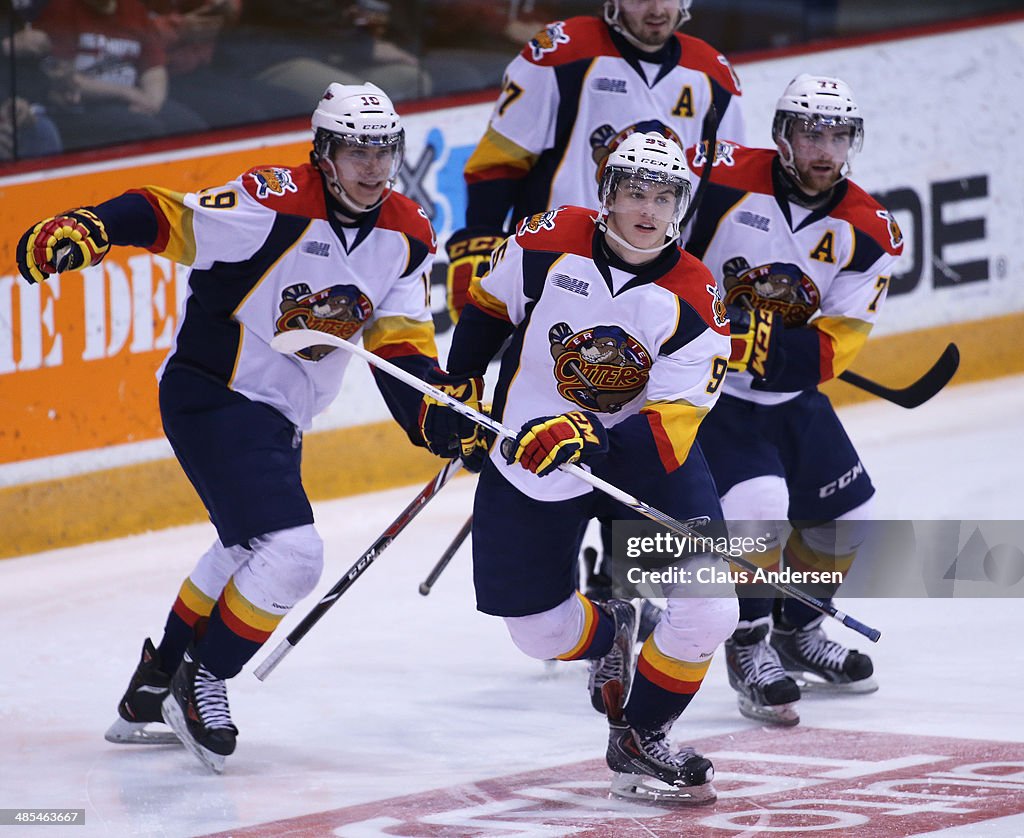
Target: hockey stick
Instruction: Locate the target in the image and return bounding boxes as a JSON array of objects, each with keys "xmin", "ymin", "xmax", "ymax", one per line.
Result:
[
  {"xmin": 270, "ymin": 329, "xmax": 882, "ymax": 642},
  {"xmin": 419, "ymin": 516, "xmax": 473, "ymax": 596},
  {"xmin": 253, "ymin": 457, "xmax": 464, "ymax": 680},
  {"xmin": 679, "ymin": 103, "xmax": 719, "ymax": 230},
  {"xmin": 838, "ymin": 343, "xmax": 959, "ymax": 408}
]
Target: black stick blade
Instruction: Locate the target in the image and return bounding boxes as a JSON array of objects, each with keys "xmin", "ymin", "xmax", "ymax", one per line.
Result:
[{"xmin": 838, "ymin": 343, "xmax": 960, "ymax": 409}]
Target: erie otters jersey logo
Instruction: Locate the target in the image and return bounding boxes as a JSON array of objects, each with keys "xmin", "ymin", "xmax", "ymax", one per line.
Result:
[
  {"xmin": 251, "ymin": 167, "xmax": 298, "ymax": 199},
  {"xmin": 692, "ymin": 139, "xmax": 737, "ymax": 170},
  {"xmin": 528, "ymin": 21, "xmax": 570, "ymax": 61},
  {"xmin": 876, "ymin": 209, "xmax": 904, "ymax": 250},
  {"xmin": 276, "ymin": 282, "xmax": 373, "ymax": 361},
  {"xmin": 548, "ymin": 322, "xmax": 652, "ymax": 413},
  {"xmin": 707, "ymin": 283, "xmax": 729, "ymax": 328},
  {"xmin": 518, "ymin": 208, "xmax": 562, "ymax": 235},
  {"xmin": 722, "ymin": 257, "xmax": 821, "ymax": 327}
]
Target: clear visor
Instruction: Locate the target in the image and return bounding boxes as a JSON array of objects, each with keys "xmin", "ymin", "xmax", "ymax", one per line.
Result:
[
  {"xmin": 324, "ymin": 132, "xmax": 405, "ymax": 184},
  {"xmin": 602, "ymin": 169, "xmax": 691, "ymax": 225},
  {"xmin": 785, "ymin": 114, "xmax": 864, "ymax": 156}
]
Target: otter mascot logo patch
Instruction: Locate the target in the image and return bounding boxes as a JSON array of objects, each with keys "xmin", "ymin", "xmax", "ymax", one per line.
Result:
[
  {"xmin": 722, "ymin": 257, "xmax": 821, "ymax": 327},
  {"xmin": 548, "ymin": 322, "xmax": 652, "ymax": 413},
  {"xmin": 276, "ymin": 283, "xmax": 374, "ymax": 361}
]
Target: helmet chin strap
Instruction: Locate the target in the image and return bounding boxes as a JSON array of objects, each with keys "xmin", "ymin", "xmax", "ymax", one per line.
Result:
[
  {"xmin": 609, "ymin": 7, "xmax": 684, "ymax": 52},
  {"xmin": 598, "ymin": 217, "xmax": 674, "ymax": 256},
  {"xmin": 321, "ymin": 157, "xmax": 391, "ymax": 216},
  {"xmin": 777, "ymin": 136, "xmax": 852, "ymax": 192}
]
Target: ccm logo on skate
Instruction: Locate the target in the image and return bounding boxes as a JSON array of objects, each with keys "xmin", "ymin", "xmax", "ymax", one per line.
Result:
[{"xmin": 819, "ymin": 461, "xmax": 865, "ymax": 498}]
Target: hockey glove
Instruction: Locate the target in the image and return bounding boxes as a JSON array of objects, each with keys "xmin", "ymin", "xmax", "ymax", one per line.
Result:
[
  {"xmin": 16, "ymin": 208, "xmax": 110, "ymax": 284},
  {"xmin": 506, "ymin": 410, "xmax": 608, "ymax": 478},
  {"xmin": 418, "ymin": 373, "xmax": 485, "ymax": 459},
  {"xmin": 727, "ymin": 304, "xmax": 782, "ymax": 381},
  {"xmin": 445, "ymin": 226, "xmax": 506, "ymax": 323},
  {"xmin": 460, "ymin": 403, "xmax": 497, "ymax": 473}
]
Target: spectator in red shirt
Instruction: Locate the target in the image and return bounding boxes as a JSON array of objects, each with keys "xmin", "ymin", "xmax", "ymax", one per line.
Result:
[{"xmin": 36, "ymin": 0, "xmax": 207, "ymax": 150}]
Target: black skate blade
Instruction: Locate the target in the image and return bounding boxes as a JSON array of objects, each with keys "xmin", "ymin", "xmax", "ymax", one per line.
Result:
[
  {"xmin": 104, "ymin": 717, "xmax": 182, "ymax": 746},
  {"xmin": 610, "ymin": 772, "xmax": 717, "ymax": 805},
  {"xmin": 161, "ymin": 696, "xmax": 228, "ymax": 773},
  {"xmin": 736, "ymin": 695, "xmax": 800, "ymax": 727},
  {"xmin": 791, "ymin": 673, "xmax": 879, "ymax": 695}
]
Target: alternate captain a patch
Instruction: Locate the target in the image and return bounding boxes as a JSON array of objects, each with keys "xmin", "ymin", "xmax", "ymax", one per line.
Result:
[
  {"xmin": 275, "ymin": 282, "xmax": 374, "ymax": 361},
  {"xmin": 548, "ymin": 322, "xmax": 652, "ymax": 414}
]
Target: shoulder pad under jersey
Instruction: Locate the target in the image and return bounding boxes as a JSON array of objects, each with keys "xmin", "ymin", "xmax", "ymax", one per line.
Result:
[
  {"xmin": 834, "ymin": 182, "xmax": 905, "ymax": 256},
  {"xmin": 519, "ymin": 17, "xmax": 616, "ymax": 66},
  {"xmin": 514, "ymin": 205, "xmax": 596, "ymax": 256},
  {"xmin": 239, "ymin": 163, "xmax": 325, "ymax": 218},
  {"xmin": 687, "ymin": 144, "xmax": 773, "ymax": 195},
  {"xmin": 378, "ymin": 191, "xmax": 437, "ymax": 253},
  {"xmin": 675, "ymin": 33, "xmax": 742, "ymax": 95},
  {"xmin": 656, "ymin": 251, "xmax": 730, "ymax": 335}
]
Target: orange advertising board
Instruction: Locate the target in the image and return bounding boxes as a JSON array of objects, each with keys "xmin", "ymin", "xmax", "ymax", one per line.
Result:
[{"xmin": 0, "ymin": 137, "xmax": 310, "ymax": 465}]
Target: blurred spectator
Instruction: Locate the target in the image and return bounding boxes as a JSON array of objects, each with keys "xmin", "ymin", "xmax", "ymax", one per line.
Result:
[
  {"xmin": 143, "ymin": 0, "xmax": 309, "ymax": 127},
  {"xmin": 34, "ymin": 0, "xmax": 208, "ymax": 151},
  {"xmin": 233, "ymin": 0, "xmax": 428, "ymax": 105},
  {"xmin": 1, "ymin": 5, "xmax": 63, "ymax": 160},
  {"xmin": 0, "ymin": 94, "xmax": 63, "ymax": 161},
  {"xmin": 414, "ymin": 0, "xmax": 562, "ymax": 94}
]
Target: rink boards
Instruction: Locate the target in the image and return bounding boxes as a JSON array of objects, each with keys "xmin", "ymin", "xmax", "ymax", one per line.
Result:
[{"xmin": 1, "ymin": 14, "xmax": 1022, "ymax": 558}]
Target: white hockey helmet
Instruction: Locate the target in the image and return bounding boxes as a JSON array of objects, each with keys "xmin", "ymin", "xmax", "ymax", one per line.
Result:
[
  {"xmin": 772, "ymin": 74, "xmax": 864, "ymax": 182},
  {"xmin": 598, "ymin": 131, "xmax": 693, "ymax": 252},
  {"xmin": 311, "ymin": 82, "xmax": 405, "ymax": 211}
]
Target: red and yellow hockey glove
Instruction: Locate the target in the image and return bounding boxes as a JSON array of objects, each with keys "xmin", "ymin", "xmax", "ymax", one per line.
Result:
[
  {"xmin": 16, "ymin": 208, "xmax": 110, "ymax": 284},
  {"xmin": 506, "ymin": 410, "xmax": 608, "ymax": 478},
  {"xmin": 445, "ymin": 226, "xmax": 506, "ymax": 324}
]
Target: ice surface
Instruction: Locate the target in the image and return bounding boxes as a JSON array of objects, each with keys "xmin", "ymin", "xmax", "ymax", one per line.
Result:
[{"xmin": 1, "ymin": 376, "xmax": 1022, "ymax": 836}]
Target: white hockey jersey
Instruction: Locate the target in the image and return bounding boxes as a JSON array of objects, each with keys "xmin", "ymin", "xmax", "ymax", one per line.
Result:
[
  {"xmin": 684, "ymin": 146, "xmax": 904, "ymax": 406},
  {"xmin": 464, "ymin": 16, "xmax": 744, "ymax": 228},
  {"xmin": 129, "ymin": 163, "xmax": 437, "ymax": 430},
  {"xmin": 464, "ymin": 206, "xmax": 731, "ymax": 502}
]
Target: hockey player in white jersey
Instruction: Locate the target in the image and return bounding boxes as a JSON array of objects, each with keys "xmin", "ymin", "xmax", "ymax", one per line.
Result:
[
  {"xmin": 16, "ymin": 83, "xmax": 477, "ymax": 772},
  {"xmin": 445, "ymin": 0, "xmax": 744, "ymax": 321},
  {"xmin": 683, "ymin": 75, "xmax": 903, "ymax": 726},
  {"xmin": 421, "ymin": 132, "xmax": 738, "ymax": 803}
]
